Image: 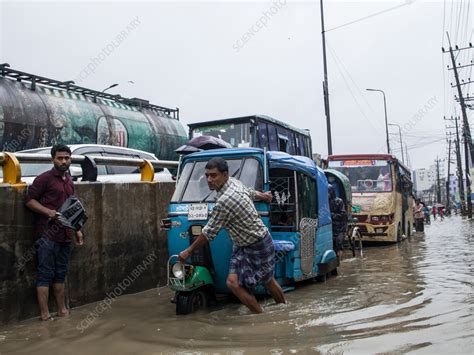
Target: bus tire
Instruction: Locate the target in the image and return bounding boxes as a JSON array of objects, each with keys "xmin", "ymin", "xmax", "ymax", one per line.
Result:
[{"xmin": 397, "ymin": 223, "xmax": 402, "ymax": 243}]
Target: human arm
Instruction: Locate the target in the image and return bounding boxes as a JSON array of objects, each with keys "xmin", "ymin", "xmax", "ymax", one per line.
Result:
[
  {"xmin": 331, "ymin": 200, "xmax": 347, "ymax": 222},
  {"xmin": 25, "ymin": 175, "xmax": 57, "ymax": 219},
  {"xmin": 253, "ymin": 190, "xmax": 273, "ymax": 203},
  {"xmin": 179, "ymin": 202, "xmax": 227, "ymax": 262},
  {"xmin": 178, "ymin": 234, "xmax": 208, "ymax": 262},
  {"xmin": 25, "ymin": 199, "xmax": 57, "ymax": 219}
]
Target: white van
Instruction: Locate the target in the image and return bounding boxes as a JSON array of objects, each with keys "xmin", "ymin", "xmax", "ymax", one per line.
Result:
[{"xmin": 2, "ymin": 144, "xmax": 174, "ymax": 184}]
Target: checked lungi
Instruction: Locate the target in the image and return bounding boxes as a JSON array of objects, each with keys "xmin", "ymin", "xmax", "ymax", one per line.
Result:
[{"xmin": 228, "ymin": 233, "xmax": 275, "ymax": 291}]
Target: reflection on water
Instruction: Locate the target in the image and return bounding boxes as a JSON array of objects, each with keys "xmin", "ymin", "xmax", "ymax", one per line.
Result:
[{"xmin": 1, "ymin": 216, "xmax": 472, "ymax": 354}]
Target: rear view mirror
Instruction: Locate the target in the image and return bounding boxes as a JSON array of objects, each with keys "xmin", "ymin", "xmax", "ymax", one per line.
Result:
[{"xmin": 69, "ymin": 166, "xmax": 83, "ymax": 181}]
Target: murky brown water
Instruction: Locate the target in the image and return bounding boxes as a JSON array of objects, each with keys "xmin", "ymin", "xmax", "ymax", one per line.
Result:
[{"xmin": 1, "ymin": 216, "xmax": 473, "ymax": 354}]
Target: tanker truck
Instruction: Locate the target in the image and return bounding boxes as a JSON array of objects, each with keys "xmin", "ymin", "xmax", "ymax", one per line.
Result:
[{"xmin": 0, "ymin": 64, "xmax": 187, "ymax": 161}]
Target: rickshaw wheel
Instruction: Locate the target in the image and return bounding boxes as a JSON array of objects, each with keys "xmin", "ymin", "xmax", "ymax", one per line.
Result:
[{"xmin": 175, "ymin": 289, "xmax": 206, "ymax": 315}]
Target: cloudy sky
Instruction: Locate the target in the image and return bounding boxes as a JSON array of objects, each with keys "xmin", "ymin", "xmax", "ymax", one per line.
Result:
[{"xmin": 1, "ymin": 0, "xmax": 472, "ymax": 170}]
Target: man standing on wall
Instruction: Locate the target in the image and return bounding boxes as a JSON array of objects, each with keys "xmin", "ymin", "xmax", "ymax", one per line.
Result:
[
  {"xmin": 25, "ymin": 144, "xmax": 84, "ymax": 321},
  {"xmin": 178, "ymin": 157, "xmax": 286, "ymax": 313}
]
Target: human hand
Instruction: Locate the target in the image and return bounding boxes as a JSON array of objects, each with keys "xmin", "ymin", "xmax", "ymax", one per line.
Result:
[
  {"xmin": 46, "ymin": 209, "xmax": 58, "ymax": 219},
  {"xmin": 76, "ymin": 230, "xmax": 85, "ymax": 246},
  {"xmin": 261, "ymin": 191, "xmax": 273, "ymax": 204},
  {"xmin": 178, "ymin": 249, "xmax": 191, "ymax": 263}
]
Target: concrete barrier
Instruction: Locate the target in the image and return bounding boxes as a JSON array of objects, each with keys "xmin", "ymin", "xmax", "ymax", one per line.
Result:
[{"xmin": 0, "ymin": 181, "xmax": 175, "ymax": 325}]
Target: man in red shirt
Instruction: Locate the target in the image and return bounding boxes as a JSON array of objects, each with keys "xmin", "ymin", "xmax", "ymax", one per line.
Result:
[{"xmin": 25, "ymin": 144, "xmax": 84, "ymax": 321}]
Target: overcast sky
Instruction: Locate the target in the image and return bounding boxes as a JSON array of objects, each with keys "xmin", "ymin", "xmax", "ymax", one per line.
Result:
[{"xmin": 1, "ymin": 0, "xmax": 472, "ymax": 170}]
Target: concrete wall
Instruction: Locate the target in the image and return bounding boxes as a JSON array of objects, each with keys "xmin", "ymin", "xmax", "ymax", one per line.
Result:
[{"xmin": 0, "ymin": 181, "xmax": 175, "ymax": 325}]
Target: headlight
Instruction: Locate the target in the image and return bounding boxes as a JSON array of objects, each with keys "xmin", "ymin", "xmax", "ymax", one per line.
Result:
[
  {"xmin": 172, "ymin": 262, "xmax": 185, "ymax": 279},
  {"xmin": 190, "ymin": 225, "xmax": 203, "ymax": 236}
]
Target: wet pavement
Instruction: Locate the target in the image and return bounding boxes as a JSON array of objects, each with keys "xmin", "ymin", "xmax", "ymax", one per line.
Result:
[{"xmin": 0, "ymin": 215, "xmax": 472, "ymax": 354}]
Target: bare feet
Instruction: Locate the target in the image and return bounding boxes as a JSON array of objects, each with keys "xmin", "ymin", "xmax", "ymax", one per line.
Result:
[
  {"xmin": 39, "ymin": 314, "xmax": 54, "ymax": 321},
  {"xmin": 56, "ymin": 309, "xmax": 70, "ymax": 317}
]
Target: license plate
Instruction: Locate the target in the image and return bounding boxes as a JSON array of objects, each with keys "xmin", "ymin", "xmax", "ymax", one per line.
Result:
[{"xmin": 188, "ymin": 204, "xmax": 208, "ymax": 221}]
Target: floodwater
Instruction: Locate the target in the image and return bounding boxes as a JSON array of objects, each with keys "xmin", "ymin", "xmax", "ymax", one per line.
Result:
[{"xmin": 1, "ymin": 216, "xmax": 473, "ymax": 354}]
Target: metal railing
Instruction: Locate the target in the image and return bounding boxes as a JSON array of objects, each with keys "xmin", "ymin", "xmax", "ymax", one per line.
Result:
[{"xmin": 0, "ymin": 152, "xmax": 179, "ymax": 185}]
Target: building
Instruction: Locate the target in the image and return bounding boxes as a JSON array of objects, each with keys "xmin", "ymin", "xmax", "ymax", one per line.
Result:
[{"xmin": 413, "ymin": 162, "xmax": 446, "ymax": 195}]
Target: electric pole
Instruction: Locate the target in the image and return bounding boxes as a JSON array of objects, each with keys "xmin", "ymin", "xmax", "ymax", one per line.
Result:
[
  {"xmin": 445, "ymin": 116, "xmax": 466, "ymax": 214},
  {"xmin": 435, "ymin": 156, "xmax": 442, "ymax": 204},
  {"xmin": 320, "ymin": 0, "xmax": 332, "ymax": 155},
  {"xmin": 444, "ymin": 34, "xmax": 473, "ymax": 218},
  {"xmin": 446, "ymin": 137, "xmax": 452, "ymax": 214}
]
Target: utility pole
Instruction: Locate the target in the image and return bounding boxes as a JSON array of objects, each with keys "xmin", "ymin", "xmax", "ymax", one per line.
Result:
[
  {"xmin": 435, "ymin": 156, "xmax": 442, "ymax": 203},
  {"xmin": 320, "ymin": 0, "xmax": 332, "ymax": 155},
  {"xmin": 463, "ymin": 120, "xmax": 472, "ymax": 218},
  {"xmin": 445, "ymin": 116, "xmax": 466, "ymax": 215},
  {"xmin": 444, "ymin": 34, "xmax": 473, "ymax": 218},
  {"xmin": 446, "ymin": 138, "xmax": 452, "ymax": 214}
]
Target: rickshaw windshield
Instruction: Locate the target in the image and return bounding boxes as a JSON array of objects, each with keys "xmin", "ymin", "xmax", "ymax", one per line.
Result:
[
  {"xmin": 328, "ymin": 160, "xmax": 393, "ymax": 193},
  {"xmin": 171, "ymin": 157, "xmax": 263, "ymax": 202}
]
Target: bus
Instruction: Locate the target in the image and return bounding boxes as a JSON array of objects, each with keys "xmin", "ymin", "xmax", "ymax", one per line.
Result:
[
  {"xmin": 188, "ymin": 115, "xmax": 313, "ymax": 158},
  {"xmin": 327, "ymin": 154, "xmax": 413, "ymax": 243}
]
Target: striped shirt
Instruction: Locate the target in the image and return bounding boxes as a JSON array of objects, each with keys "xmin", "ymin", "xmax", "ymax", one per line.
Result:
[{"xmin": 201, "ymin": 178, "xmax": 268, "ymax": 247}]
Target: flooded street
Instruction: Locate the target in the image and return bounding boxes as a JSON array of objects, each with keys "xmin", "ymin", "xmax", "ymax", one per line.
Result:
[{"xmin": 1, "ymin": 216, "xmax": 472, "ymax": 354}]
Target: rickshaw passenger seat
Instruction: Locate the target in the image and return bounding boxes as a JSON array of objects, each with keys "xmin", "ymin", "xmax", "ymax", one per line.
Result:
[{"xmin": 273, "ymin": 240, "xmax": 295, "ymax": 252}]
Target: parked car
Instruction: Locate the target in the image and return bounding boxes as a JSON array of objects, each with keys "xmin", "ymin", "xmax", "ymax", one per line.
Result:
[{"xmin": 1, "ymin": 144, "xmax": 174, "ymax": 183}]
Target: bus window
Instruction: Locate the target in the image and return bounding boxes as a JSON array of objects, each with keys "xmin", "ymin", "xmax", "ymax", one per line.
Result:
[
  {"xmin": 287, "ymin": 132, "xmax": 296, "ymax": 155},
  {"xmin": 277, "ymin": 128, "xmax": 289, "ymax": 153},
  {"xmin": 258, "ymin": 122, "xmax": 269, "ymax": 150},
  {"xmin": 192, "ymin": 122, "xmax": 251, "ymax": 147},
  {"xmin": 304, "ymin": 137, "xmax": 311, "ymax": 156},
  {"xmin": 268, "ymin": 126, "xmax": 278, "ymax": 151},
  {"xmin": 299, "ymin": 136, "xmax": 306, "ymax": 156}
]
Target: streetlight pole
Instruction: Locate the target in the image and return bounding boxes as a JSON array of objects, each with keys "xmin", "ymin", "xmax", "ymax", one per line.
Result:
[
  {"xmin": 388, "ymin": 123, "xmax": 404, "ymax": 164},
  {"xmin": 367, "ymin": 88, "xmax": 390, "ymax": 154}
]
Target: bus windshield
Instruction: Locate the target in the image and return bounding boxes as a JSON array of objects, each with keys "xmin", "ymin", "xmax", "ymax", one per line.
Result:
[
  {"xmin": 328, "ymin": 160, "xmax": 393, "ymax": 193},
  {"xmin": 191, "ymin": 123, "xmax": 251, "ymax": 148},
  {"xmin": 171, "ymin": 157, "xmax": 263, "ymax": 203}
]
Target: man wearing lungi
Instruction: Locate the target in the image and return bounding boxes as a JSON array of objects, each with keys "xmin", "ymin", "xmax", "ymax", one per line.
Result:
[{"xmin": 178, "ymin": 157, "xmax": 286, "ymax": 313}]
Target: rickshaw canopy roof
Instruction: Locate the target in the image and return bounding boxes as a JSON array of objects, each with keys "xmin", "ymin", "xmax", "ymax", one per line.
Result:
[
  {"xmin": 266, "ymin": 151, "xmax": 319, "ymax": 177},
  {"xmin": 324, "ymin": 168, "xmax": 352, "ymax": 205}
]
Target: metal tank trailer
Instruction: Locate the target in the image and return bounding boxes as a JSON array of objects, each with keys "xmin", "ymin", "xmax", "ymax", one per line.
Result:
[{"xmin": 0, "ymin": 64, "xmax": 187, "ymax": 161}]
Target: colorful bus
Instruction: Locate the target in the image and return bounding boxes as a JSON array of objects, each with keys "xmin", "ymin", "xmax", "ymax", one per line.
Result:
[
  {"xmin": 188, "ymin": 115, "xmax": 313, "ymax": 158},
  {"xmin": 327, "ymin": 154, "xmax": 413, "ymax": 243}
]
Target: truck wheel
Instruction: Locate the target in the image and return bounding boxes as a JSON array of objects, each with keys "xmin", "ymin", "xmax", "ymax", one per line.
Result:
[{"xmin": 175, "ymin": 289, "xmax": 206, "ymax": 315}]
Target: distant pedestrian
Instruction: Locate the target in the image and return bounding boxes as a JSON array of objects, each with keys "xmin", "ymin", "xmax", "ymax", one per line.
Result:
[
  {"xmin": 414, "ymin": 199, "xmax": 424, "ymax": 232},
  {"xmin": 432, "ymin": 206, "xmax": 437, "ymax": 220},
  {"xmin": 25, "ymin": 144, "xmax": 85, "ymax": 321},
  {"xmin": 423, "ymin": 204, "xmax": 430, "ymax": 224},
  {"xmin": 439, "ymin": 206, "xmax": 444, "ymax": 220}
]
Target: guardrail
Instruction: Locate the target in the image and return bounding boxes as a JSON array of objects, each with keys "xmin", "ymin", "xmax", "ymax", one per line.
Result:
[{"xmin": 0, "ymin": 152, "xmax": 179, "ymax": 185}]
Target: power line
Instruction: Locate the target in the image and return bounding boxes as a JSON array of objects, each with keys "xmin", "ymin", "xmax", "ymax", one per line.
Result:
[{"xmin": 325, "ymin": 1, "xmax": 412, "ymax": 33}]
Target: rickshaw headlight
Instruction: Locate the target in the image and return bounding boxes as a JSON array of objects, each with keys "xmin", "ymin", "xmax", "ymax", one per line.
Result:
[
  {"xmin": 172, "ymin": 262, "xmax": 185, "ymax": 279},
  {"xmin": 190, "ymin": 225, "xmax": 203, "ymax": 236}
]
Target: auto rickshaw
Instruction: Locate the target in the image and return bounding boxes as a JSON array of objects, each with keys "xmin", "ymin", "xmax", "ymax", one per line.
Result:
[
  {"xmin": 324, "ymin": 169, "xmax": 362, "ymax": 257},
  {"xmin": 161, "ymin": 148, "xmax": 338, "ymax": 314}
]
